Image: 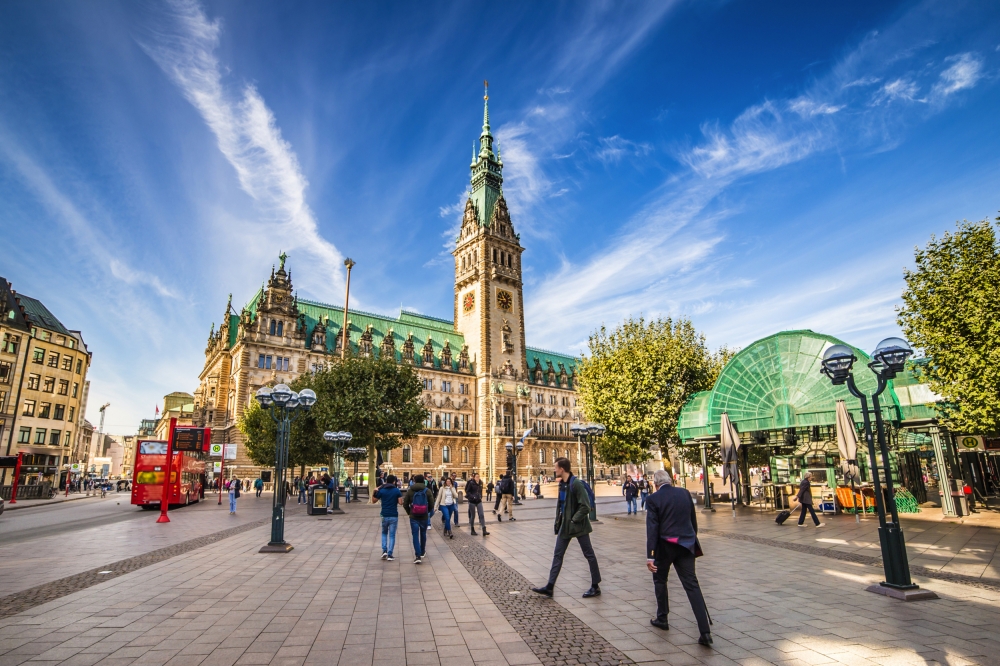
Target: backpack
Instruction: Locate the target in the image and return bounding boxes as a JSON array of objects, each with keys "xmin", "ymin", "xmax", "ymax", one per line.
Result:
[
  {"xmin": 411, "ymin": 488, "xmax": 429, "ymax": 518},
  {"xmin": 578, "ymin": 478, "xmax": 596, "ymax": 510}
]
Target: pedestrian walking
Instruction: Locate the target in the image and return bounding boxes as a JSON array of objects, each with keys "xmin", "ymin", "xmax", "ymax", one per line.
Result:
[
  {"xmin": 493, "ymin": 478, "xmax": 503, "ymax": 514},
  {"xmin": 624, "ymin": 476, "xmax": 639, "ymax": 515},
  {"xmin": 531, "ymin": 458, "xmax": 601, "ymax": 599},
  {"xmin": 403, "ymin": 474, "xmax": 433, "ymax": 563},
  {"xmin": 228, "ymin": 478, "xmax": 242, "ymax": 514},
  {"xmin": 255, "ymin": 477, "xmax": 263, "ymax": 498},
  {"xmin": 498, "ymin": 473, "xmax": 516, "ymax": 521},
  {"xmin": 374, "ymin": 475, "xmax": 402, "ymax": 561},
  {"xmin": 465, "ymin": 473, "xmax": 489, "ymax": 536},
  {"xmin": 644, "ymin": 469, "xmax": 712, "ymax": 646},
  {"xmin": 486, "ymin": 480, "xmax": 494, "ymax": 502},
  {"xmin": 795, "ymin": 472, "xmax": 825, "ymax": 527},
  {"xmin": 344, "ymin": 475, "xmax": 354, "ymax": 504},
  {"xmin": 297, "ymin": 477, "xmax": 307, "ymax": 504},
  {"xmin": 639, "ymin": 475, "xmax": 650, "ymax": 510},
  {"xmin": 434, "ymin": 477, "xmax": 459, "ymax": 539}
]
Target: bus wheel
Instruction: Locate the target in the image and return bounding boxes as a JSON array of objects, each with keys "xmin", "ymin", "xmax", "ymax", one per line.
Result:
[{"xmin": 140, "ymin": 504, "xmax": 156, "ymax": 511}]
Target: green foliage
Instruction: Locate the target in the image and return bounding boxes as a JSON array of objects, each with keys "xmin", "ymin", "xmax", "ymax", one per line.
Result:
[
  {"xmin": 898, "ymin": 218, "xmax": 1000, "ymax": 434},
  {"xmin": 237, "ymin": 375, "xmax": 324, "ymax": 469},
  {"xmin": 577, "ymin": 317, "xmax": 722, "ymax": 466}
]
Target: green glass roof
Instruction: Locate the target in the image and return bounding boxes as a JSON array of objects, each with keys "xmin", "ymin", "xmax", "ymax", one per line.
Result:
[{"xmin": 677, "ymin": 330, "xmax": 931, "ymax": 442}]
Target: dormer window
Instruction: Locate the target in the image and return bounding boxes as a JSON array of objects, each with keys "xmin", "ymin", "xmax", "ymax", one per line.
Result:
[{"xmin": 269, "ymin": 320, "xmax": 283, "ymax": 336}]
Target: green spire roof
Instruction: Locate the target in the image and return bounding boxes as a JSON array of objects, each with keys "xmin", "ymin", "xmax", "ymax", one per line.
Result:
[{"xmin": 469, "ymin": 82, "xmax": 503, "ymax": 227}]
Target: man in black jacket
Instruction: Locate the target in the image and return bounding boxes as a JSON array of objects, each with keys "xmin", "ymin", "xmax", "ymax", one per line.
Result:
[
  {"xmin": 498, "ymin": 474, "xmax": 516, "ymax": 521},
  {"xmin": 645, "ymin": 470, "xmax": 712, "ymax": 646},
  {"xmin": 465, "ymin": 473, "xmax": 489, "ymax": 536}
]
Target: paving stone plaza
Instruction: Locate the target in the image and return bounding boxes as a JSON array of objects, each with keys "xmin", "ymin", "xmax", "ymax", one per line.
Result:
[{"xmin": 3, "ymin": 496, "xmax": 1000, "ymax": 666}]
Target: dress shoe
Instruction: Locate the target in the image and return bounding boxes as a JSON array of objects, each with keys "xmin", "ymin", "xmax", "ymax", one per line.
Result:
[
  {"xmin": 649, "ymin": 618, "xmax": 669, "ymax": 630},
  {"xmin": 582, "ymin": 586, "xmax": 601, "ymax": 598},
  {"xmin": 482, "ymin": 530, "xmax": 490, "ymax": 536},
  {"xmin": 698, "ymin": 633, "xmax": 713, "ymax": 646},
  {"xmin": 530, "ymin": 585, "xmax": 553, "ymax": 597}
]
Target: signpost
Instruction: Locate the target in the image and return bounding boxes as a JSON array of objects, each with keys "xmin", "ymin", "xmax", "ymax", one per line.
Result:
[
  {"xmin": 157, "ymin": 419, "xmax": 177, "ymax": 523},
  {"xmin": 0, "ymin": 454, "xmax": 22, "ymax": 503}
]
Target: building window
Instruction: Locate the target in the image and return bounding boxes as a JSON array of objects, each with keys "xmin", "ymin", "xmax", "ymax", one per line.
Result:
[
  {"xmin": 442, "ymin": 381, "xmax": 452, "ymax": 392},
  {"xmin": 65, "ymin": 431, "xmax": 72, "ymax": 446},
  {"xmin": 402, "ymin": 446, "xmax": 411, "ymax": 463},
  {"xmin": 540, "ymin": 448, "xmax": 547, "ymax": 464},
  {"xmin": 277, "ymin": 321, "xmax": 284, "ymax": 336},
  {"xmin": 18, "ymin": 427, "xmax": 30, "ymax": 443},
  {"xmin": 67, "ymin": 338, "xmax": 75, "ymax": 350},
  {"xmin": 0, "ymin": 390, "xmax": 5, "ymax": 411},
  {"xmin": 443, "ymin": 414, "xmax": 452, "ymax": 430},
  {"xmin": 0, "ymin": 361, "xmax": 11, "ymax": 383},
  {"xmin": 61, "ymin": 356, "xmax": 72, "ymax": 371},
  {"xmin": 23, "ymin": 400, "xmax": 35, "ymax": 416},
  {"xmin": 68, "ymin": 406, "xmax": 75, "ymax": 422},
  {"xmin": 435, "ymin": 414, "xmax": 441, "ymax": 428},
  {"xmin": 423, "ymin": 446, "xmax": 431, "ymax": 463},
  {"xmin": 34, "ymin": 429, "xmax": 46, "ymax": 444},
  {"xmin": 48, "ymin": 353, "xmax": 59, "ymax": 367},
  {"xmin": 269, "ymin": 319, "xmax": 276, "ymax": 335},
  {"xmin": 76, "ymin": 359, "xmax": 82, "ymax": 374},
  {"xmin": 49, "ymin": 430, "xmax": 61, "ymax": 446},
  {"xmin": 39, "ymin": 402, "xmax": 51, "ymax": 418},
  {"xmin": 54, "ymin": 404, "xmax": 65, "ymax": 420},
  {"xmin": 424, "ymin": 414, "xmax": 433, "ymax": 429},
  {"xmin": 27, "ymin": 374, "xmax": 40, "ymax": 390},
  {"xmin": 72, "ymin": 383, "xmax": 78, "ymax": 398},
  {"xmin": 2, "ymin": 333, "xmax": 19, "ymax": 354},
  {"xmin": 558, "ymin": 423, "xmax": 564, "ymax": 435},
  {"xmin": 535, "ymin": 393, "xmax": 543, "ymax": 403},
  {"xmin": 58, "ymin": 379, "xmax": 69, "ymax": 395},
  {"xmin": 33, "ymin": 348, "xmax": 44, "ymax": 364},
  {"xmin": 462, "ymin": 447, "xmax": 469, "ymax": 464},
  {"xmin": 442, "ymin": 446, "xmax": 451, "ymax": 463},
  {"xmin": 422, "ymin": 378, "xmax": 433, "ymax": 391},
  {"xmin": 43, "ymin": 377, "xmax": 55, "ymax": 392}
]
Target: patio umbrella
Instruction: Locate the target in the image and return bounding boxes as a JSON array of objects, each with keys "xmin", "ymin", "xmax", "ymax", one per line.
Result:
[
  {"xmin": 720, "ymin": 413, "xmax": 740, "ymax": 516},
  {"xmin": 835, "ymin": 400, "xmax": 862, "ymax": 522}
]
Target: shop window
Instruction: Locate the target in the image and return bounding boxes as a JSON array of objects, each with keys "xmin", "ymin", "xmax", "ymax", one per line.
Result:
[
  {"xmin": 402, "ymin": 446, "xmax": 411, "ymax": 463},
  {"xmin": 423, "ymin": 446, "xmax": 431, "ymax": 463}
]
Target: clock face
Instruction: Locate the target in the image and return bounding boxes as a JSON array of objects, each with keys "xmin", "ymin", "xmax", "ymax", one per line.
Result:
[
  {"xmin": 497, "ymin": 290, "xmax": 513, "ymax": 312},
  {"xmin": 463, "ymin": 292, "xmax": 475, "ymax": 312}
]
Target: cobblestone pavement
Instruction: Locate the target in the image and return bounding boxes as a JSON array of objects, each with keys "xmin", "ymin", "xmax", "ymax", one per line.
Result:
[
  {"xmin": 4, "ymin": 500, "xmax": 1000, "ymax": 665},
  {"xmin": 0, "ymin": 494, "xmax": 273, "ymax": 595}
]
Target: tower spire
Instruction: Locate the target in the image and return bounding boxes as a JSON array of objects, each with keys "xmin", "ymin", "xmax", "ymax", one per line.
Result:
[
  {"xmin": 469, "ymin": 82, "xmax": 503, "ymax": 227},
  {"xmin": 483, "ymin": 80, "xmax": 490, "ymax": 133}
]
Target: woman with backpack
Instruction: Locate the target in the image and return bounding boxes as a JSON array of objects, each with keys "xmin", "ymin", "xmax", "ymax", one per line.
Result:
[
  {"xmin": 403, "ymin": 474, "xmax": 433, "ymax": 563},
  {"xmin": 434, "ymin": 477, "xmax": 459, "ymax": 539}
]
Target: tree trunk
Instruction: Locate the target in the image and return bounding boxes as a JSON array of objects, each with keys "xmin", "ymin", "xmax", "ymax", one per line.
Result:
[{"xmin": 367, "ymin": 440, "xmax": 377, "ymax": 502}]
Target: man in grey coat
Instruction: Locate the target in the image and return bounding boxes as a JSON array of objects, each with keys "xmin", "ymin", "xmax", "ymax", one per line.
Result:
[{"xmin": 795, "ymin": 471, "xmax": 825, "ymax": 527}]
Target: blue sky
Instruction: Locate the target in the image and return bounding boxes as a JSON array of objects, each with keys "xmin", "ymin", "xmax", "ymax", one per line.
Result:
[{"xmin": 1, "ymin": 1, "xmax": 998, "ymax": 432}]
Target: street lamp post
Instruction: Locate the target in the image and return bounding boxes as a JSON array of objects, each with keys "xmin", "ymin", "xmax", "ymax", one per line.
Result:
[
  {"xmin": 255, "ymin": 384, "xmax": 316, "ymax": 553},
  {"xmin": 570, "ymin": 422, "xmax": 605, "ymax": 522},
  {"xmin": 820, "ymin": 338, "xmax": 937, "ymax": 600},
  {"xmin": 505, "ymin": 439, "xmax": 524, "ymax": 505},
  {"xmin": 345, "ymin": 446, "xmax": 367, "ymax": 495},
  {"xmin": 322, "ymin": 431, "xmax": 353, "ymax": 513}
]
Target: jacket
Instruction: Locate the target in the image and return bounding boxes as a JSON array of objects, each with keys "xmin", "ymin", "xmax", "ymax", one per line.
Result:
[
  {"xmin": 434, "ymin": 485, "xmax": 458, "ymax": 510},
  {"xmin": 500, "ymin": 478, "xmax": 515, "ymax": 495},
  {"xmin": 465, "ymin": 479, "xmax": 483, "ymax": 504},
  {"xmin": 403, "ymin": 482, "xmax": 431, "ymax": 518},
  {"xmin": 645, "ymin": 485, "xmax": 701, "ymax": 558},
  {"xmin": 555, "ymin": 475, "xmax": 593, "ymax": 539},
  {"xmin": 796, "ymin": 478, "xmax": 813, "ymax": 505},
  {"xmin": 623, "ymin": 480, "xmax": 638, "ymax": 500}
]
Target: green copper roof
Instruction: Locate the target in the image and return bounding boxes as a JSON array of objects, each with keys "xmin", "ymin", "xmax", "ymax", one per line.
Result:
[
  {"xmin": 469, "ymin": 85, "xmax": 503, "ymax": 227},
  {"xmin": 678, "ymin": 330, "xmax": 891, "ymax": 442},
  {"xmin": 526, "ymin": 346, "xmax": 578, "ymax": 388}
]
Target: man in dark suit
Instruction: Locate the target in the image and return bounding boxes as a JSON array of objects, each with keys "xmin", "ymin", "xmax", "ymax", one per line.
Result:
[{"xmin": 645, "ymin": 469, "xmax": 712, "ymax": 646}]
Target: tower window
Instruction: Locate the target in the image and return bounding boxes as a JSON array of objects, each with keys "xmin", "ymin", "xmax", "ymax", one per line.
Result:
[
  {"xmin": 277, "ymin": 321, "xmax": 283, "ymax": 336},
  {"xmin": 270, "ymin": 320, "xmax": 276, "ymax": 335},
  {"xmin": 493, "ymin": 248, "xmax": 497, "ymax": 263}
]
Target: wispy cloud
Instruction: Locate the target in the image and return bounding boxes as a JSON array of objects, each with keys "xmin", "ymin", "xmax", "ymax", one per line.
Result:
[
  {"xmin": 137, "ymin": 0, "xmax": 343, "ymax": 298},
  {"xmin": 871, "ymin": 78, "xmax": 922, "ymax": 105},
  {"xmin": 595, "ymin": 135, "xmax": 653, "ymax": 164},
  {"xmin": 933, "ymin": 52, "xmax": 983, "ymax": 96}
]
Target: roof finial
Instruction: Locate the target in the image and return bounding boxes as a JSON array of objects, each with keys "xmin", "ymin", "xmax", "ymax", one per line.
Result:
[{"xmin": 482, "ymin": 79, "xmax": 490, "ymax": 132}]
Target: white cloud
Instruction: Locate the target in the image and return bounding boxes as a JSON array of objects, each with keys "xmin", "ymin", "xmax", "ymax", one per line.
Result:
[
  {"xmin": 933, "ymin": 52, "xmax": 983, "ymax": 96},
  {"xmin": 138, "ymin": 0, "xmax": 344, "ymax": 298},
  {"xmin": 594, "ymin": 135, "xmax": 653, "ymax": 164},
  {"xmin": 789, "ymin": 97, "xmax": 844, "ymax": 117},
  {"xmin": 871, "ymin": 78, "xmax": 921, "ymax": 105},
  {"xmin": 842, "ymin": 75, "xmax": 881, "ymax": 89}
]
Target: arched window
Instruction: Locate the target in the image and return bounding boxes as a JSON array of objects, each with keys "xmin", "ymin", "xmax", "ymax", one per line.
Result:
[
  {"xmin": 540, "ymin": 448, "xmax": 547, "ymax": 464},
  {"xmin": 269, "ymin": 319, "xmax": 276, "ymax": 335},
  {"xmin": 462, "ymin": 447, "xmax": 469, "ymax": 464},
  {"xmin": 277, "ymin": 321, "xmax": 283, "ymax": 336},
  {"xmin": 402, "ymin": 446, "xmax": 411, "ymax": 463},
  {"xmin": 442, "ymin": 446, "xmax": 451, "ymax": 463},
  {"xmin": 423, "ymin": 446, "xmax": 431, "ymax": 463}
]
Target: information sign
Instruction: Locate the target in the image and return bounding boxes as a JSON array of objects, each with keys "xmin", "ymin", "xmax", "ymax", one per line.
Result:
[
  {"xmin": 210, "ymin": 443, "xmax": 224, "ymax": 457},
  {"xmin": 0, "ymin": 456, "xmax": 18, "ymax": 468},
  {"xmin": 213, "ymin": 462, "xmax": 222, "ymax": 474},
  {"xmin": 224, "ymin": 444, "xmax": 237, "ymax": 460},
  {"xmin": 174, "ymin": 427, "xmax": 207, "ymax": 452}
]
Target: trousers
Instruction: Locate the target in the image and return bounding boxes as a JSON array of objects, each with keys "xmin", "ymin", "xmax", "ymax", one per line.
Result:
[
  {"xmin": 547, "ymin": 534, "xmax": 601, "ymax": 587},
  {"xmin": 410, "ymin": 518, "xmax": 427, "ymax": 557},
  {"xmin": 468, "ymin": 501, "xmax": 486, "ymax": 529},
  {"xmin": 381, "ymin": 517, "xmax": 398, "ymax": 556},
  {"xmin": 439, "ymin": 504, "xmax": 456, "ymax": 531},
  {"xmin": 626, "ymin": 498, "xmax": 637, "ymax": 514},
  {"xmin": 229, "ymin": 493, "xmax": 236, "ymax": 512},
  {"xmin": 652, "ymin": 541, "xmax": 710, "ymax": 635},
  {"xmin": 798, "ymin": 502, "xmax": 820, "ymax": 525},
  {"xmin": 500, "ymin": 494, "xmax": 515, "ymax": 517}
]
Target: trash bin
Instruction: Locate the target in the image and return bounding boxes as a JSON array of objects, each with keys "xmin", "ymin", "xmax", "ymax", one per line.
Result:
[{"xmin": 307, "ymin": 487, "xmax": 329, "ymax": 515}]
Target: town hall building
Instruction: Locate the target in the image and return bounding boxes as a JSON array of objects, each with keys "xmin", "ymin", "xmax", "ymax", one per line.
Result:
[{"xmin": 193, "ymin": 90, "xmax": 592, "ymax": 484}]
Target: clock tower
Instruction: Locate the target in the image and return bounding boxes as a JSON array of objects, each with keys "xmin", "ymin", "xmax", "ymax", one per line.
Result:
[{"xmin": 454, "ymin": 84, "xmax": 527, "ymax": 470}]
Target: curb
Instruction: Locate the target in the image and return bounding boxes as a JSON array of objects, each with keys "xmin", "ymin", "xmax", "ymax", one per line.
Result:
[{"xmin": 4, "ymin": 494, "xmax": 107, "ymax": 511}]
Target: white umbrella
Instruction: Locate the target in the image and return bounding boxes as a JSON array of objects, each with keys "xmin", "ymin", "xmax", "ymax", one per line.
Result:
[
  {"xmin": 720, "ymin": 413, "xmax": 740, "ymax": 516},
  {"xmin": 835, "ymin": 400, "xmax": 862, "ymax": 522}
]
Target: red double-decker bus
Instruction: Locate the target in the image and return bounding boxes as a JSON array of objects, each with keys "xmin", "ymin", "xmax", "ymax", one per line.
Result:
[{"xmin": 131, "ymin": 440, "xmax": 208, "ymax": 509}]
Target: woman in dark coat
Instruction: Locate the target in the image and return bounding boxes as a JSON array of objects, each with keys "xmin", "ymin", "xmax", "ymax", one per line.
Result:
[{"xmin": 795, "ymin": 471, "xmax": 824, "ymax": 527}]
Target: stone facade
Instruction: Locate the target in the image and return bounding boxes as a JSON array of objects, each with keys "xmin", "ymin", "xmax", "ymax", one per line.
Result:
[{"xmin": 189, "ymin": 90, "xmax": 590, "ymax": 483}]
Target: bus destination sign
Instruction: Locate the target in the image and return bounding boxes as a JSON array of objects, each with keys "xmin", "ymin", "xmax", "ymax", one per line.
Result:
[{"xmin": 173, "ymin": 427, "xmax": 211, "ymax": 452}]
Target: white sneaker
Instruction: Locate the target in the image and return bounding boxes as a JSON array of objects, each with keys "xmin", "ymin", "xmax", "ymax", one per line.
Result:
[
  {"xmin": 816, "ymin": 522, "xmax": 826, "ymax": 527},
  {"xmin": 381, "ymin": 552, "xmax": 388, "ymax": 560},
  {"xmin": 414, "ymin": 557, "xmax": 422, "ymax": 564},
  {"xmin": 798, "ymin": 523, "xmax": 806, "ymax": 527}
]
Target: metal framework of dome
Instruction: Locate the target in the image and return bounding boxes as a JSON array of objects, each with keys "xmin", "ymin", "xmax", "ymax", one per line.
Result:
[{"xmin": 678, "ymin": 330, "xmax": 894, "ymax": 442}]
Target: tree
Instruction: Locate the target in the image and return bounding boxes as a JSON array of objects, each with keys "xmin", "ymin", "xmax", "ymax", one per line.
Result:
[
  {"xmin": 577, "ymin": 317, "xmax": 722, "ymax": 466},
  {"xmin": 309, "ymin": 355, "xmax": 427, "ymax": 499},
  {"xmin": 237, "ymin": 375, "xmax": 325, "ymax": 475},
  {"xmin": 898, "ymin": 217, "xmax": 1000, "ymax": 434}
]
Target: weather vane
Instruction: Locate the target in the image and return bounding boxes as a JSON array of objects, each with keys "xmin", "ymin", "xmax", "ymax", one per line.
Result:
[{"xmin": 484, "ymin": 80, "xmax": 488, "ymax": 101}]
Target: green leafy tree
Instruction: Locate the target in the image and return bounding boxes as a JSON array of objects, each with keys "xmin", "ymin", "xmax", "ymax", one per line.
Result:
[
  {"xmin": 898, "ymin": 217, "xmax": 1000, "ymax": 434},
  {"xmin": 309, "ymin": 355, "xmax": 427, "ymax": 499},
  {"xmin": 577, "ymin": 317, "xmax": 722, "ymax": 466},
  {"xmin": 237, "ymin": 375, "xmax": 325, "ymax": 476}
]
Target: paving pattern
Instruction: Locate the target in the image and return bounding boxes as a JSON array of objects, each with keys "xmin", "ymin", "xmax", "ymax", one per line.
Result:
[{"xmin": 443, "ymin": 529, "xmax": 633, "ymax": 666}]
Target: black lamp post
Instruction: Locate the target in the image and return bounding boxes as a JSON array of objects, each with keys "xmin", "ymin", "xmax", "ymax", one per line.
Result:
[
  {"xmin": 570, "ymin": 422, "xmax": 605, "ymax": 521},
  {"xmin": 255, "ymin": 384, "xmax": 316, "ymax": 553},
  {"xmin": 322, "ymin": 431, "xmax": 353, "ymax": 512},
  {"xmin": 505, "ymin": 440, "xmax": 525, "ymax": 505},
  {"xmin": 820, "ymin": 338, "xmax": 936, "ymax": 600},
  {"xmin": 345, "ymin": 446, "xmax": 367, "ymax": 490}
]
